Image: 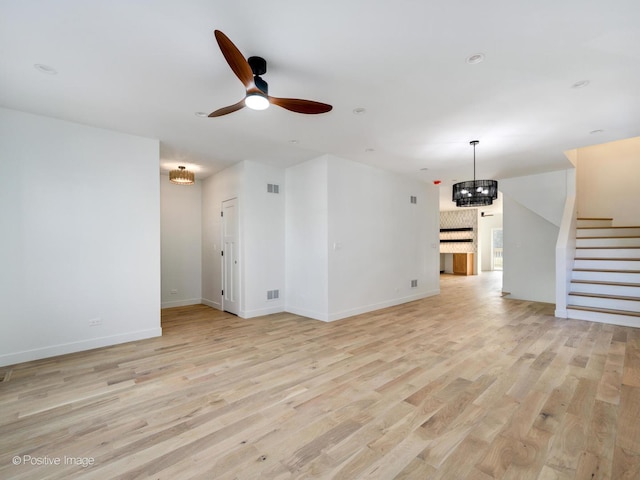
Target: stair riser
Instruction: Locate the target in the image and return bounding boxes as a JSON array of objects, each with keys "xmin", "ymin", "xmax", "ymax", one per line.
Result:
[
  {"xmin": 567, "ymin": 308, "xmax": 640, "ymax": 328},
  {"xmin": 570, "ymin": 283, "xmax": 640, "ymax": 297},
  {"xmin": 577, "ymin": 227, "xmax": 640, "ymax": 237},
  {"xmin": 574, "ymin": 259, "xmax": 640, "ymax": 270},
  {"xmin": 572, "ymin": 270, "xmax": 640, "ymax": 283},
  {"xmin": 568, "ymin": 295, "xmax": 640, "ymax": 312},
  {"xmin": 576, "ymin": 237, "xmax": 640, "ymax": 248},
  {"xmin": 576, "ymin": 248, "xmax": 640, "ymax": 259},
  {"xmin": 577, "ymin": 220, "xmax": 613, "ymax": 228}
]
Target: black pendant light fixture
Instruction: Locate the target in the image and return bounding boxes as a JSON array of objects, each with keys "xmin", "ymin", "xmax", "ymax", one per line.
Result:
[{"xmin": 452, "ymin": 140, "xmax": 498, "ymax": 207}]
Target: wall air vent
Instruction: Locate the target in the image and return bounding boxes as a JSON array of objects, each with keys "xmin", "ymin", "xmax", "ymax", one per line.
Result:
[
  {"xmin": 410, "ymin": 196, "xmax": 417, "ymax": 204},
  {"xmin": 267, "ymin": 289, "xmax": 280, "ymax": 300},
  {"xmin": 267, "ymin": 184, "xmax": 280, "ymax": 194},
  {"xmin": 410, "ymin": 279, "xmax": 418, "ymax": 288}
]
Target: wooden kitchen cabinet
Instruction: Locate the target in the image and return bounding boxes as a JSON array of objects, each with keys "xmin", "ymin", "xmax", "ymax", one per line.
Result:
[{"xmin": 453, "ymin": 253, "xmax": 474, "ymax": 275}]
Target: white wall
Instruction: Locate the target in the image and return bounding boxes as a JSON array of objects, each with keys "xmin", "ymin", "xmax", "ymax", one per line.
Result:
[
  {"xmin": 201, "ymin": 162, "xmax": 243, "ymax": 310},
  {"xmin": 500, "ymin": 169, "xmax": 572, "ymax": 303},
  {"xmin": 201, "ymin": 153, "xmax": 442, "ymax": 323},
  {"xmin": 502, "ymin": 196, "xmax": 558, "ymax": 303},
  {"xmin": 576, "ymin": 136, "xmax": 640, "ymax": 225},
  {"xmin": 499, "ymin": 170, "xmax": 569, "ymax": 227},
  {"xmin": 201, "ymin": 160, "xmax": 286, "ymax": 318},
  {"xmin": 326, "ymin": 155, "xmax": 440, "ymax": 321},
  {"xmin": 242, "ymin": 161, "xmax": 286, "ymax": 317},
  {"xmin": 160, "ymin": 175, "xmax": 202, "ymax": 308},
  {"xmin": 285, "ymin": 157, "xmax": 329, "ymax": 320},
  {"xmin": 0, "ymin": 108, "xmax": 161, "ymax": 366}
]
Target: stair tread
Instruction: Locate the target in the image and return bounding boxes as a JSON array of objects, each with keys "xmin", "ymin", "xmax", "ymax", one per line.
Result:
[
  {"xmin": 576, "ymin": 246, "xmax": 640, "ymax": 249},
  {"xmin": 568, "ymin": 291, "xmax": 640, "ymax": 301},
  {"xmin": 577, "ymin": 226, "xmax": 640, "ymax": 229},
  {"xmin": 573, "ymin": 268, "xmax": 640, "ymax": 273},
  {"xmin": 572, "ymin": 280, "xmax": 640, "ymax": 287},
  {"xmin": 577, "ymin": 217, "xmax": 613, "ymax": 220},
  {"xmin": 567, "ymin": 305, "xmax": 640, "ymax": 317},
  {"xmin": 577, "ymin": 236, "xmax": 640, "ymax": 239},
  {"xmin": 575, "ymin": 257, "xmax": 640, "ymax": 261}
]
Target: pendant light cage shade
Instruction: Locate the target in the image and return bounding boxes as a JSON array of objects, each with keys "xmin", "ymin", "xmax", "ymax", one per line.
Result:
[
  {"xmin": 452, "ymin": 179, "xmax": 498, "ymax": 206},
  {"xmin": 452, "ymin": 140, "xmax": 498, "ymax": 207},
  {"xmin": 169, "ymin": 166, "xmax": 195, "ymax": 185}
]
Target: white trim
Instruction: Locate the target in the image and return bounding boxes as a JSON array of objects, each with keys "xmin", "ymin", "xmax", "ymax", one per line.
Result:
[
  {"xmin": 554, "ymin": 308, "xmax": 568, "ymax": 318},
  {"xmin": 327, "ymin": 289, "xmax": 440, "ymax": 322},
  {"xmin": 566, "ymin": 309, "xmax": 639, "ymax": 328},
  {"xmin": 555, "ymin": 192, "xmax": 577, "ymax": 319},
  {"xmin": 161, "ymin": 298, "xmax": 202, "ymax": 309},
  {"xmin": 239, "ymin": 305, "xmax": 286, "ymax": 319},
  {"xmin": 0, "ymin": 328, "xmax": 162, "ymax": 367},
  {"xmin": 284, "ymin": 306, "xmax": 329, "ymax": 322},
  {"xmin": 202, "ymin": 298, "xmax": 222, "ymax": 310}
]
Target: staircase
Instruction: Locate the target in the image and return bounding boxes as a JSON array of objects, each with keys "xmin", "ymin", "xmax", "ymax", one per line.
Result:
[{"xmin": 567, "ymin": 218, "xmax": 640, "ymax": 327}]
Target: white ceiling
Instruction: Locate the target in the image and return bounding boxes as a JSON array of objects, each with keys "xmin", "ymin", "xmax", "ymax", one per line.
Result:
[{"xmin": 2, "ymin": 1, "xmax": 639, "ymax": 211}]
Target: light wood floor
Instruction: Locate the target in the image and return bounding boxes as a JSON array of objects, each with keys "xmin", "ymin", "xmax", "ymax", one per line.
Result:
[{"xmin": 1, "ymin": 273, "xmax": 639, "ymax": 479}]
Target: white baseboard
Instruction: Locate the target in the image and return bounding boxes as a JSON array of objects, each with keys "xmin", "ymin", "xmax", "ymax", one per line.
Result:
[
  {"xmin": 0, "ymin": 328, "xmax": 162, "ymax": 367},
  {"xmin": 567, "ymin": 308, "xmax": 640, "ymax": 328},
  {"xmin": 554, "ymin": 308, "xmax": 568, "ymax": 318},
  {"xmin": 284, "ymin": 305, "xmax": 329, "ymax": 322},
  {"xmin": 240, "ymin": 305, "xmax": 285, "ymax": 319},
  {"xmin": 286, "ymin": 290, "xmax": 440, "ymax": 323},
  {"xmin": 327, "ymin": 289, "xmax": 440, "ymax": 322},
  {"xmin": 201, "ymin": 298, "xmax": 222, "ymax": 310},
  {"xmin": 161, "ymin": 298, "xmax": 203, "ymax": 309}
]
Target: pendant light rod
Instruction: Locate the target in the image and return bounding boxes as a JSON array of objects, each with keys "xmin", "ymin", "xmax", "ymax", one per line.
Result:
[{"xmin": 471, "ymin": 140, "xmax": 479, "ymax": 182}]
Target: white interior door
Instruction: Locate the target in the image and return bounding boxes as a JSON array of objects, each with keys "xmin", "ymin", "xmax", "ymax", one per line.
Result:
[{"xmin": 222, "ymin": 198, "xmax": 239, "ymax": 315}]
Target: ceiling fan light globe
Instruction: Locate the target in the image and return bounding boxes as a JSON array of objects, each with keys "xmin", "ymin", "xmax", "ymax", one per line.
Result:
[{"xmin": 245, "ymin": 94, "xmax": 270, "ymax": 110}]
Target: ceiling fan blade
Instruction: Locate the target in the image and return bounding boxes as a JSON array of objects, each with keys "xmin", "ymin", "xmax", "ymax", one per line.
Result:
[
  {"xmin": 208, "ymin": 99, "xmax": 246, "ymax": 117},
  {"xmin": 268, "ymin": 96, "xmax": 333, "ymax": 114},
  {"xmin": 214, "ymin": 30, "xmax": 254, "ymax": 88}
]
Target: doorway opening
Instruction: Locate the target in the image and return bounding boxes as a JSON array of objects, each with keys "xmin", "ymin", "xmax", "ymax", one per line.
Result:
[{"xmin": 491, "ymin": 227, "xmax": 503, "ymax": 271}]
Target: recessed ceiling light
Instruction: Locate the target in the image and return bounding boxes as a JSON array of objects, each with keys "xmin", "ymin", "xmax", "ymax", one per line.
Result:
[
  {"xmin": 353, "ymin": 108, "xmax": 367, "ymax": 115},
  {"xmin": 365, "ymin": 148, "xmax": 375, "ymax": 152},
  {"xmin": 572, "ymin": 80, "xmax": 590, "ymax": 89},
  {"xmin": 466, "ymin": 53, "xmax": 485, "ymax": 65},
  {"xmin": 420, "ymin": 167, "xmax": 429, "ymax": 171},
  {"xmin": 589, "ymin": 129, "xmax": 604, "ymax": 134},
  {"xmin": 194, "ymin": 112, "xmax": 208, "ymax": 117},
  {"xmin": 34, "ymin": 64, "xmax": 57, "ymax": 75},
  {"xmin": 289, "ymin": 139, "xmax": 299, "ymax": 144}
]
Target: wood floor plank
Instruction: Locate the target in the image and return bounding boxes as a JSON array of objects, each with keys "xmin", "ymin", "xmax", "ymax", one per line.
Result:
[
  {"xmin": 1, "ymin": 272, "xmax": 639, "ymax": 479},
  {"xmin": 612, "ymin": 445, "xmax": 640, "ymax": 480},
  {"xmin": 616, "ymin": 385, "xmax": 640, "ymax": 454}
]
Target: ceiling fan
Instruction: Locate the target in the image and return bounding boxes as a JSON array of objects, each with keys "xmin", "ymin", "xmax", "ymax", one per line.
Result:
[{"xmin": 209, "ymin": 30, "xmax": 333, "ymax": 117}]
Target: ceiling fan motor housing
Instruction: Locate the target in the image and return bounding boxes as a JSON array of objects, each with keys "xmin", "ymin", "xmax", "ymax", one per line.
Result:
[
  {"xmin": 248, "ymin": 56, "xmax": 267, "ymax": 76},
  {"xmin": 248, "ymin": 56, "xmax": 268, "ymax": 94}
]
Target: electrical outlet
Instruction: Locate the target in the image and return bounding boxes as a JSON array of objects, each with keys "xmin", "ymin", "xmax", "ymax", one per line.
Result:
[{"xmin": 89, "ymin": 318, "xmax": 102, "ymax": 327}]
